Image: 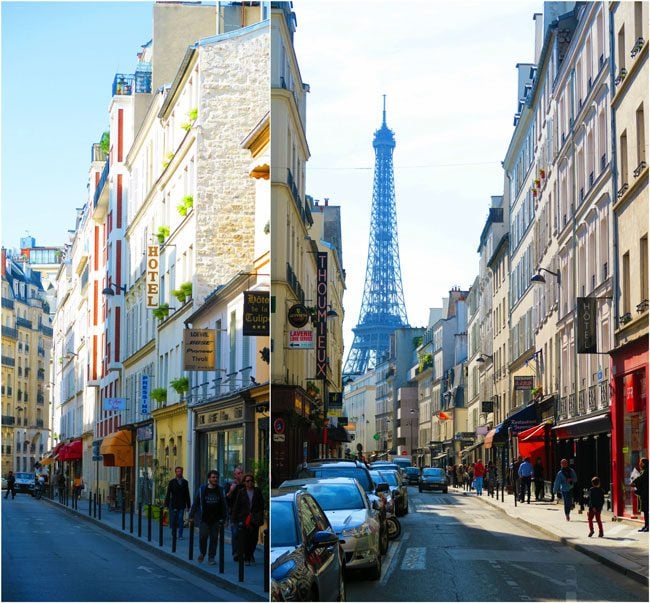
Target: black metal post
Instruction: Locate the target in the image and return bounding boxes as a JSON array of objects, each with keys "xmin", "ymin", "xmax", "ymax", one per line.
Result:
[
  {"xmin": 238, "ymin": 524, "xmax": 245, "ymax": 582},
  {"xmin": 138, "ymin": 502, "xmax": 142, "ymax": 538},
  {"xmin": 121, "ymin": 494, "xmax": 126, "ymax": 530},
  {"xmin": 218, "ymin": 520, "xmax": 225, "ymax": 574},
  {"xmin": 93, "ymin": 491, "xmax": 97, "ymax": 518},
  {"xmin": 129, "ymin": 499, "xmax": 134, "ymax": 534},
  {"xmin": 263, "ymin": 528, "xmax": 269, "ymax": 592},
  {"xmin": 158, "ymin": 505, "xmax": 164, "ymax": 547},
  {"xmin": 89, "ymin": 491, "xmax": 92, "ymax": 516},
  {"xmin": 188, "ymin": 520, "xmax": 194, "ymax": 561},
  {"xmin": 171, "ymin": 511, "xmax": 177, "ymax": 553},
  {"xmin": 98, "ymin": 492, "xmax": 102, "ymax": 520},
  {"xmin": 147, "ymin": 504, "xmax": 152, "ymax": 542}
]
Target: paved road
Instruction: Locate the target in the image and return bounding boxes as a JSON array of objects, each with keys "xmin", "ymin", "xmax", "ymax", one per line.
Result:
[
  {"xmin": 1, "ymin": 495, "xmax": 247, "ymax": 602},
  {"xmin": 346, "ymin": 487, "xmax": 648, "ymax": 602}
]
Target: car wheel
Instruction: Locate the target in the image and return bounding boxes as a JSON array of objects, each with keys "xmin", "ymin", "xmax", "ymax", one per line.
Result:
[
  {"xmin": 369, "ymin": 551, "xmax": 382, "ymax": 580},
  {"xmin": 404, "ymin": 501, "xmax": 409, "ymax": 515},
  {"xmin": 443, "ymin": 488, "xmax": 448, "ymax": 494}
]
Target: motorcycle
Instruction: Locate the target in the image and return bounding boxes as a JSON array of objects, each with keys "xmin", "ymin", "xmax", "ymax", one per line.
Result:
[
  {"xmin": 34, "ymin": 481, "xmax": 44, "ymax": 500},
  {"xmin": 376, "ymin": 486, "xmax": 401, "ymax": 540}
]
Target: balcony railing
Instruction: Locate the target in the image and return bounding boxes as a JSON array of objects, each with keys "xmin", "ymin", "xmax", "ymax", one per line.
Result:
[
  {"xmin": 568, "ymin": 393, "xmax": 577, "ymax": 416},
  {"xmin": 37, "ymin": 394, "xmax": 45, "ymax": 404},
  {"xmin": 633, "ymin": 161, "xmax": 647, "ymax": 178},
  {"xmin": 599, "ymin": 382, "xmax": 609, "ymax": 409},
  {"xmin": 614, "ymin": 68, "xmax": 628, "ymax": 86},
  {"xmin": 588, "ymin": 384, "xmax": 598, "ymax": 411},
  {"xmin": 36, "ymin": 419, "xmax": 44, "ymax": 428},
  {"xmin": 1, "ymin": 415, "xmax": 15, "ymax": 426},
  {"xmin": 1, "ymin": 356, "xmax": 15, "ymax": 367},
  {"xmin": 286, "ymin": 168, "xmax": 313, "ymax": 227},
  {"xmin": 286, "ymin": 262, "xmax": 305, "ymax": 303},
  {"xmin": 16, "ymin": 317, "xmax": 32, "ymax": 329},
  {"xmin": 559, "ymin": 396, "xmax": 568, "ymax": 420},
  {"xmin": 93, "ymin": 158, "xmax": 109, "ymax": 209},
  {"xmin": 2, "ymin": 298, "xmax": 14, "ymax": 310},
  {"xmin": 40, "ymin": 325, "xmax": 53, "ymax": 337},
  {"xmin": 578, "ymin": 389, "xmax": 587, "ymax": 414},
  {"xmin": 631, "ymin": 37, "xmax": 645, "ymax": 58},
  {"xmin": 3, "ymin": 326, "xmax": 17, "ymax": 339},
  {"xmin": 617, "ymin": 182, "xmax": 629, "ymax": 198}
]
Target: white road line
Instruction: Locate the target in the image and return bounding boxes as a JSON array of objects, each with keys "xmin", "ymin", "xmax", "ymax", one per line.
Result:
[
  {"xmin": 565, "ymin": 565, "xmax": 577, "ymax": 601},
  {"xmin": 509, "ymin": 563, "xmax": 566, "ymax": 587},
  {"xmin": 380, "ymin": 531, "xmax": 409, "ymax": 586},
  {"xmin": 400, "ymin": 547, "xmax": 426, "ymax": 570}
]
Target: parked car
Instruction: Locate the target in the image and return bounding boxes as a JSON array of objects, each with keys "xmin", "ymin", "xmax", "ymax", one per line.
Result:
[
  {"xmin": 419, "ymin": 467, "xmax": 448, "ymax": 493},
  {"xmin": 369, "ymin": 462, "xmax": 405, "ymax": 481},
  {"xmin": 388, "ymin": 457, "xmax": 413, "ymax": 472},
  {"xmin": 1, "ymin": 477, "xmax": 7, "ymax": 490},
  {"xmin": 13, "ymin": 472, "xmax": 35, "ymax": 495},
  {"xmin": 370, "ymin": 470, "xmax": 408, "ymax": 516},
  {"xmin": 271, "ymin": 490, "xmax": 345, "ymax": 601},
  {"xmin": 403, "ymin": 466, "xmax": 421, "ymax": 485},
  {"xmin": 279, "ymin": 477, "xmax": 382, "ymax": 580},
  {"xmin": 295, "ymin": 459, "xmax": 388, "ymax": 554}
]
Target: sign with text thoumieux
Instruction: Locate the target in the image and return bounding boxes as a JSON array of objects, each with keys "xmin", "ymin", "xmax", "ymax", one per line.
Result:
[
  {"xmin": 145, "ymin": 245, "xmax": 160, "ymax": 308},
  {"xmin": 183, "ymin": 329, "xmax": 216, "ymax": 370}
]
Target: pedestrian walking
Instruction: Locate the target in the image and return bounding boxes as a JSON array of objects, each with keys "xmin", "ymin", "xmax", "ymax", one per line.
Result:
[
  {"xmin": 553, "ymin": 458, "xmax": 578, "ymax": 521},
  {"xmin": 225, "ymin": 465, "xmax": 245, "ymax": 561},
  {"xmin": 518, "ymin": 457, "xmax": 533, "ymax": 503},
  {"xmin": 632, "ymin": 458, "xmax": 648, "ymax": 532},
  {"xmin": 467, "ymin": 464, "xmax": 474, "ymax": 491},
  {"xmin": 511, "ymin": 455, "xmax": 523, "ymax": 499},
  {"xmin": 486, "ymin": 461, "xmax": 497, "ymax": 496},
  {"xmin": 4, "ymin": 471, "xmax": 15, "ymax": 499},
  {"xmin": 189, "ymin": 470, "xmax": 227, "ymax": 565},
  {"xmin": 231, "ymin": 472, "xmax": 265, "ymax": 564},
  {"xmin": 73, "ymin": 475, "xmax": 84, "ymax": 501},
  {"xmin": 587, "ymin": 476, "xmax": 605, "ymax": 537},
  {"xmin": 533, "ymin": 457, "xmax": 545, "ymax": 501},
  {"xmin": 164, "ymin": 466, "xmax": 191, "ymax": 540},
  {"xmin": 455, "ymin": 464, "xmax": 464, "ymax": 489},
  {"xmin": 473, "ymin": 459, "xmax": 485, "ymax": 496},
  {"xmin": 57, "ymin": 472, "xmax": 65, "ymax": 503}
]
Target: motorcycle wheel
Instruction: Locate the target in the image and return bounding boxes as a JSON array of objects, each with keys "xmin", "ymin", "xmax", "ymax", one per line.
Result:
[{"xmin": 386, "ymin": 515, "xmax": 401, "ymax": 540}]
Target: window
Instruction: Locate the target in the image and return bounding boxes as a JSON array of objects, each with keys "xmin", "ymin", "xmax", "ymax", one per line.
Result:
[
  {"xmin": 617, "ymin": 26, "xmax": 626, "ymax": 74},
  {"xmin": 636, "ymin": 104, "xmax": 646, "ymax": 167},
  {"xmin": 622, "ymin": 252, "xmax": 630, "ymax": 314},
  {"xmin": 620, "ymin": 130, "xmax": 628, "ymax": 185},
  {"xmin": 641, "ymin": 237, "xmax": 648, "ymax": 303}
]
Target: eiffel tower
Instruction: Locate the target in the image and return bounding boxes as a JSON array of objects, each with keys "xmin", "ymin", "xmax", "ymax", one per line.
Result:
[{"xmin": 343, "ymin": 97, "xmax": 409, "ymax": 378}]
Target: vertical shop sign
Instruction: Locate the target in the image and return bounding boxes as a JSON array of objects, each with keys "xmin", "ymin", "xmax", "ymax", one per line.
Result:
[
  {"xmin": 316, "ymin": 252, "xmax": 328, "ymax": 379},
  {"xmin": 146, "ymin": 245, "xmax": 160, "ymax": 308},
  {"xmin": 576, "ymin": 297, "xmax": 597, "ymax": 353},
  {"xmin": 141, "ymin": 374, "xmax": 150, "ymax": 415}
]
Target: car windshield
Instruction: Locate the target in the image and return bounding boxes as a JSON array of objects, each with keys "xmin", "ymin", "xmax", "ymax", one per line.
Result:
[
  {"xmin": 307, "ymin": 467, "xmax": 372, "ymax": 491},
  {"xmin": 369, "ymin": 471, "xmax": 386, "ymax": 483},
  {"xmin": 15, "ymin": 473, "xmax": 33, "ymax": 480},
  {"xmin": 422, "ymin": 468, "xmax": 445, "ymax": 477},
  {"xmin": 304, "ymin": 483, "xmax": 365, "ymax": 511},
  {"xmin": 379, "ymin": 472, "xmax": 399, "ymax": 486},
  {"xmin": 271, "ymin": 501, "xmax": 298, "ymax": 548},
  {"xmin": 405, "ymin": 468, "xmax": 419, "ymax": 475}
]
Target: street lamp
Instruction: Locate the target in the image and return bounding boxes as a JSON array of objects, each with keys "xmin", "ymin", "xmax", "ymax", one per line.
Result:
[
  {"xmin": 409, "ymin": 408, "xmax": 416, "ymax": 458},
  {"xmin": 102, "ymin": 282, "xmax": 127, "ymax": 296},
  {"xmin": 530, "ymin": 267, "xmax": 561, "ymax": 285},
  {"xmin": 476, "ymin": 353, "xmax": 493, "ymax": 364}
]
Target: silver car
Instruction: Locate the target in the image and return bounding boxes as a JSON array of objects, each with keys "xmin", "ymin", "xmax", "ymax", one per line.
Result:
[{"xmin": 279, "ymin": 476, "xmax": 382, "ymax": 580}]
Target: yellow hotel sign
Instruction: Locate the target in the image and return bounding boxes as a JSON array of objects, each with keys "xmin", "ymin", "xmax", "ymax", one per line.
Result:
[{"xmin": 183, "ymin": 329, "xmax": 216, "ymax": 370}]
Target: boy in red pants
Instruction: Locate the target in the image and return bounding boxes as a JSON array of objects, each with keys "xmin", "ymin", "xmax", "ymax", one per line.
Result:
[{"xmin": 587, "ymin": 476, "xmax": 604, "ymax": 537}]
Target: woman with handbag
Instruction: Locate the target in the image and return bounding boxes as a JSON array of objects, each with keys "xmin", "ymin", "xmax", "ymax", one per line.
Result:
[{"xmin": 231, "ymin": 473, "xmax": 265, "ymax": 564}]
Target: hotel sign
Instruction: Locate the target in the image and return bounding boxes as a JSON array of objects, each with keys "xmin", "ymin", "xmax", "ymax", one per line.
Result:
[
  {"xmin": 243, "ymin": 291, "xmax": 269, "ymax": 336},
  {"xmin": 315, "ymin": 252, "xmax": 328, "ymax": 379},
  {"xmin": 145, "ymin": 245, "xmax": 160, "ymax": 308},
  {"xmin": 183, "ymin": 329, "xmax": 216, "ymax": 370},
  {"xmin": 514, "ymin": 376, "xmax": 534, "ymax": 391},
  {"xmin": 576, "ymin": 297, "xmax": 597, "ymax": 353}
]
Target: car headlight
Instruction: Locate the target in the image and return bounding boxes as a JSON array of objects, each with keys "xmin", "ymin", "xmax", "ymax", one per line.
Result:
[{"xmin": 342, "ymin": 523, "xmax": 372, "ymax": 538}]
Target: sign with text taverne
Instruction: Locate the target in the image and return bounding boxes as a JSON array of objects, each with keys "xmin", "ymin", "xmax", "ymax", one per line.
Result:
[{"xmin": 183, "ymin": 329, "xmax": 216, "ymax": 371}]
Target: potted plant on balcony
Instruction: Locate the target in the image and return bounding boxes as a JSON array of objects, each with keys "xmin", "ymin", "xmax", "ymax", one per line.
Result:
[
  {"xmin": 539, "ymin": 168, "xmax": 546, "ymax": 179},
  {"xmin": 306, "ymin": 380, "xmax": 320, "ymax": 398},
  {"xmin": 531, "ymin": 385, "xmax": 543, "ymax": 399},
  {"xmin": 156, "ymin": 226, "xmax": 170, "ymax": 244},
  {"xmin": 152, "ymin": 303, "xmax": 170, "ymax": 320},
  {"xmin": 100, "ymin": 131, "xmax": 110, "ymax": 156},
  {"xmin": 172, "ymin": 282, "xmax": 192, "ymax": 304},
  {"xmin": 181, "ymin": 108, "xmax": 198, "ymax": 132},
  {"xmin": 150, "ymin": 387, "xmax": 167, "ymax": 408},
  {"xmin": 176, "ymin": 195, "xmax": 194, "ymax": 217},
  {"xmin": 170, "ymin": 376, "xmax": 190, "ymax": 400}
]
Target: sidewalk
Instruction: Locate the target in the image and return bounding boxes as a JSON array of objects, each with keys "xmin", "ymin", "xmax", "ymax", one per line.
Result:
[
  {"xmin": 460, "ymin": 485, "xmax": 648, "ymax": 586},
  {"xmin": 43, "ymin": 494, "xmax": 268, "ymax": 601}
]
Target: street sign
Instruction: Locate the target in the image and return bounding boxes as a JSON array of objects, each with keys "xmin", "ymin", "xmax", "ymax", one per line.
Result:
[
  {"xmin": 373, "ymin": 433, "xmax": 380, "ymax": 441},
  {"xmin": 273, "ymin": 418, "xmax": 286, "ymax": 434},
  {"xmin": 288, "ymin": 330, "xmax": 314, "ymax": 349},
  {"xmin": 401, "ymin": 450, "xmax": 408, "ymax": 455},
  {"xmin": 273, "ymin": 434, "xmax": 286, "ymax": 442},
  {"xmin": 92, "ymin": 455, "xmax": 103, "ymax": 461}
]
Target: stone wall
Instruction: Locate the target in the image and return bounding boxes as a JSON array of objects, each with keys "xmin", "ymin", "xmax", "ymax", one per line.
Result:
[{"xmin": 195, "ymin": 25, "xmax": 270, "ymax": 302}]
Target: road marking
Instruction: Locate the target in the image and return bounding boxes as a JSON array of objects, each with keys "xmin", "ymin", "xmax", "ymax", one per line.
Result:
[
  {"xmin": 401, "ymin": 547, "xmax": 426, "ymax": 570},
  {"xmin": 565, "ymin": 565, "xmax": 577, "ymax": 601},
  {"xmin": 446, "ymin": 548, "xmax": 596, "ymax": 564},
  {"xmin": 137, "ymin": 566, "xmax": 153, "ymax": 573},
  {"xmin": 380, "ymin": 531, "xmax": 409, "ymax": 586},
  {"xmin": 509, "ymin": 563, "xmax": 566, "ymax": 587}
]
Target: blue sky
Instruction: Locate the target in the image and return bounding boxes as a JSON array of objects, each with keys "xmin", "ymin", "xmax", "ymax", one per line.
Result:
[
  {"xmin": 291, "ymin": 0, "xmax": 541, "ymax": 353},
  {"xmin": 1, "ymin": 1, "xmax": 153, "ymax": 248}
]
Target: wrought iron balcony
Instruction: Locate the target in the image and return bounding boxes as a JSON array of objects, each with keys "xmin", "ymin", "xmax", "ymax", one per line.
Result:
[
  {"xmin": 93, "ymin": 158, "xmax": 109, "ymax": 210},
  {"xmin": 617, "ymin": 183, "xmax": 629, "ymax": 198},
  {"xmin": 631, "ymin": 37, "xmax": 645, "ymax": 58},
  {"xmin": 16, "ymin": 317, "xmax": 32, "ymax": 329},
  {"xmin": 588, "ymin": 385, "xmax": 598, "ymax": 411},
  {"xmin": 559, "ymin": 396, "xmax": 568, "ymax": 420},
  {"xmin": 40, "ymin": 325, "xmax": 53, "ymax": 337},
  {"xmin": 578, "ymin": 389, "xmax": 587, "ymax": 414},
  {"xmin": 3, "ymin": 326, "xmax": 17, "ymax": 339},
  {"xmin": 568, "ymin": 393, "xmax": 577, "ymax": 416},
  {"xmin": 599, "ymin": 382, "xmax": 609, "ymax": 409},
  {"xmin": 1, "ymin": 415, "xmax": 15, "ymax": 426},
  {"xmin": 637, "ymin": 299, "xmax": 649, "ymax": 314},
  {"xmin": 633, "ymin": 161, "xmax": 647, "ymax": 178},
  {"xmin": 1, "ymin": 356, "xmax": 15, "ymax": 367},
  {"xmin": 614, "ymin": 68, "xmax": 627, "ymax": 86},
  {"xmin": 2, "ymin": 298, "xmax": 14, "ymax": 310}
]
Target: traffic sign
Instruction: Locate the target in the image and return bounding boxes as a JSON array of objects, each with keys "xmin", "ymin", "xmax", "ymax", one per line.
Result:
[{"xmin": 273, "ymin": 418, "xmax": 286, "ymax": 434}]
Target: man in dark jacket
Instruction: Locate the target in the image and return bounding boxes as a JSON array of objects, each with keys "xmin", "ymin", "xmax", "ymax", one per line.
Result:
[
  {"xmin": 165, "ymin": 466, "xmax": 191, "ymax": 540},
  {"xmin": 632, "ymin": 458, "xmax": 649, "ymax": 532},
  {"xmin": 4, "ymin": 471, "xmax": 15, "ymax": 500},
  {"xmin": 189, "ymin": 470, "xmax": 226, "ymax": 565}
]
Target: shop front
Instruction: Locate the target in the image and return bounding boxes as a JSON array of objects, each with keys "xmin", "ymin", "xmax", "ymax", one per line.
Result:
[
  {"xmin": 58, "ymin": 439, "xmax": 83, "ymax": 491},
  {"xmin": 100, "ymin": 428, "xmax": 135, "ymax": 511},
  {"xmin": 194, "ymin": 393, "xmax": 258, "ymax": 493},
  {"xmin": 135, "ymin": 422, "xmax": 154, "ymax": 507},
  {"xmin": 611, "ymin": 336, "xmax": 648, "ymax": 518}
]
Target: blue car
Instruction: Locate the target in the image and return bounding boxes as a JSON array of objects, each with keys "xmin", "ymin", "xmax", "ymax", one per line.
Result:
[{"xmin": 271, "ymin": 490, "xmax": 345, "ymax": 601}]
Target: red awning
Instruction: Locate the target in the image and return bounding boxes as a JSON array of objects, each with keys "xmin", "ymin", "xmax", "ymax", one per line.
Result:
[
  {"xmin": 59, "ymin": 440, "xmax": 83, "ymax": 462},
  {"xmin": 518, "ymin": 422, "xmax": 549, "ymax": 442},
  {"xmin": 483, "ymin": 429, "xmax": 497, "ymax": 449},
  {"xmin": 517, "ymin": 422, "xmax": 550, "ymax": 463}
]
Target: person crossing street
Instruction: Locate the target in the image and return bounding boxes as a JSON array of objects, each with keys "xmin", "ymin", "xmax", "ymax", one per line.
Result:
[{"xmin": 518, "ymin": 457, "xmax": 533, "ymax": 504}]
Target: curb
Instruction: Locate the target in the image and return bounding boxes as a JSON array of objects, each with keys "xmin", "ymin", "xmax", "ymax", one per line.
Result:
[
  {"xmin": 474, "ymin": 492, "xmax": 649, "ymax": 586},
  {"xmin": 42, "ymin": 498, "xmax": 267, "ymax": 601}
]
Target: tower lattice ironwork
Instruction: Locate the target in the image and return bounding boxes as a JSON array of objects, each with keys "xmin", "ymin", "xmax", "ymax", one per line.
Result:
[{"xmin": 344, "ymin": 97, "xmax": 409, "ymax": 377}]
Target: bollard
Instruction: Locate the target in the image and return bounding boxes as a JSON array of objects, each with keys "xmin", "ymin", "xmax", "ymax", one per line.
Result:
[
  {"xmin": 171, "ymin": 512, "xmax": 177, "ymax": 553},
  {"xmin": 218, "ymin": 521, "xmax": 225, "ymax": 574},
  {"xmin": 130, "ymin": 500, "xmax": 134, "ymax": 534},
  {"xmin": 138, "ymin": 503, "xmax": 142, "ymax": 538},
  {"xmin": 263, "ymin": 528, "xmax": 269, "ymax": 592},
  {"xmin": 159, "ymin": 506, "xmax": 164, "ymax": 547},
  {"xmin": 89, "ymin": 491, "xmax": 93, "ymax": 516},
  {"xmin": 147, "ymin": 504, "xmax": 152, "ymax": 542},
  {"xmin": 238, "ymin": 524, "xmax": 245, "ymax": 582},
  {"xmin": 93, "ymin": 492, "xmax": 97, "ymax": 518},
  {"xmin": 122, "ymin": 495, "xmax": 126, "ymax": 530},
  {"xmin": 98, "ymin": 492, "xmax": 102, "ymax": 520},
  {"xmin": 188, "ymin": 519, "xmax": 194, "ymax": 561}
]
